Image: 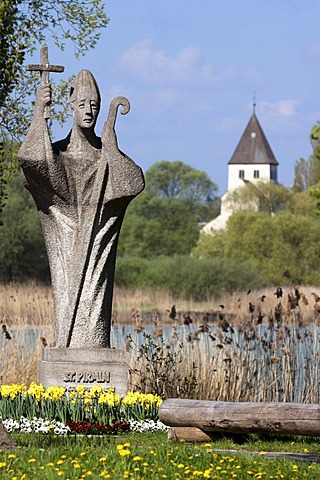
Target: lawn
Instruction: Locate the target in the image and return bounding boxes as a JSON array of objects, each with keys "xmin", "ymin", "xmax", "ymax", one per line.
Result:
[
  {"xmin": 0, "ymin": 431, "xmax": 320, "ymax": 479},
  {"xmin": 1, "ymin": 284, "xmax": 320, "ymax": 479}
]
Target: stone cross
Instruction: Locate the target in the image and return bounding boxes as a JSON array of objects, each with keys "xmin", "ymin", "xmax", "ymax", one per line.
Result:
[{"xmin": 27, "ymin": 45, "xmax": 64, "ymax": 119}]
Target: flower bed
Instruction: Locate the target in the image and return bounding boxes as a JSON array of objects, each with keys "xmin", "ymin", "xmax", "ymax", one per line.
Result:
[{"xmin": 0, "ymin": 383, "xmax": 166, "ymax": 434}]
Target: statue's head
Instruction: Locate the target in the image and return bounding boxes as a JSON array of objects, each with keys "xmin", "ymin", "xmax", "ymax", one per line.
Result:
[{"xmin": 70, "ymin": 70, "xmax": 101, "ymax": 130}]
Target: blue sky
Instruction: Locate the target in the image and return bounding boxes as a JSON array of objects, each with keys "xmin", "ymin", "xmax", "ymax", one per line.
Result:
[{"xmin": 31, "ymin": 0, "xmax": 320, "ymax": 194}]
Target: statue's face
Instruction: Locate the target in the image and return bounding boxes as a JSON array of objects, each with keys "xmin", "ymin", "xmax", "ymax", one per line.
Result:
[{"xmin": 73, "ymin": 94, "xmax": 100, "ymax": 130}]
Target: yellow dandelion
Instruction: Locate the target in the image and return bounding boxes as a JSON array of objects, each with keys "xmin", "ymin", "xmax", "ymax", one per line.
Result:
[{"xmin": 119, "ymin": 449, "xmax": 131, "ymax": 456}]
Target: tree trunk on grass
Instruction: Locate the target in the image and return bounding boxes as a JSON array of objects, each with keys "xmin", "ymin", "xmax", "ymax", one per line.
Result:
[
  {"xmin": 159, "ymin": 399, "xmax": 320, "ymax": 437},
  {"xmin": 0, "ymin": 423, "xmax": 17, "ymax": 450}
]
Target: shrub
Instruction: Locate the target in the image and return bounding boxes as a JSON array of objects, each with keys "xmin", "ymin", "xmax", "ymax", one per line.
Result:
[{"xmin": 115, "ymin": 255, "xmax": 269, "ymax": 299}]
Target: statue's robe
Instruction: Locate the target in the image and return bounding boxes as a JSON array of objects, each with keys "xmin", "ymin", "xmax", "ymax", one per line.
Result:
[{"xmin": 18, "ymin": 100, "xmax": 145, "ymax": 348}]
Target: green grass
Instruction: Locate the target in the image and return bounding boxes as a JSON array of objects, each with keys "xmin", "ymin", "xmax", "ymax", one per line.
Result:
[{"xmin": 0, "ymin": 432, "xmax": 320, "ymax": 479}]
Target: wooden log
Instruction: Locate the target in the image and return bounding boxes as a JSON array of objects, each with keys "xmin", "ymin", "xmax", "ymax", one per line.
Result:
[
  {"xmin": 168, "ymin": 427, "xmax": 214, "ymax": 442},
  {"xmin": 159, "ymin": 399, "xmax": 320, "ymax": 436},
  {"xmin": 0, "ymin": 423, "xmax": 17, "ymax": 450}
]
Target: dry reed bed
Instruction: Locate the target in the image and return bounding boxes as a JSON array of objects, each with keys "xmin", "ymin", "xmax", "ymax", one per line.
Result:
[
  {"xmin": 0, "ymin": 284, "xmax": 319, "ymax": 401},
  {"xmin": 0, "ymin": 283, "xmax": 53, "ymax": 327},
  {"xmin": 2, "ymin": 283, "xmax": 320, "ymax": 325}
]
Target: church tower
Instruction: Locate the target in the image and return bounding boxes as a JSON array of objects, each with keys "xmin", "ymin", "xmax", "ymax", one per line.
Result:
[{"xmin": 202, "ymin": 108, "xmax": 279, "ymax": 233}]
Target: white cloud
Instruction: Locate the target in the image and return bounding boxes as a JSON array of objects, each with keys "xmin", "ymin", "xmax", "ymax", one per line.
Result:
[
  {"xmin": 144, "ymin": 88, "xmax": 181, "ymax": 111},
  {"xmin": 117, "ymin": 40, "xmax": 234, "ymax": 86},
  {"xmin": 259, "ymin": 100, "xmax": 300, "ymax": 118},
  {"xmin": 105, "ymin": 83, "xmax": 128, "ymax": 100}
]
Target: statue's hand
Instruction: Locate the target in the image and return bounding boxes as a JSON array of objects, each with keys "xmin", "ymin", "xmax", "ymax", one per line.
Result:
[{"xmin": 35, "ymin": 84, "xmax": 51, "ymax": 113}]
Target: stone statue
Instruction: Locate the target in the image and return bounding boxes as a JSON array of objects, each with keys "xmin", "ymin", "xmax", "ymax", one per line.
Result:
[{"xmin": 18, "ymin": 49, "xmax": 145, "ymax": 350}]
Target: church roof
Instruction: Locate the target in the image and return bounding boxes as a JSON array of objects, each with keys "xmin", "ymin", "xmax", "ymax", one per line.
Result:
[{"xmin": 228, "ymin": 113, "xmax": 278, "ymax": 165}]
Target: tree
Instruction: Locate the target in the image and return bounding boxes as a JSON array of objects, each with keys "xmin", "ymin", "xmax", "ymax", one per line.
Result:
[
  {"xmin": 145, "ymin": 160, "xmax": 218, "ymax": 221},
  {"xmin": 0, "ymin": 1, "xmax": 27, "ymax": 105},
  {"xmin": 115, "ymin": 255, "xmax": 269, "ymax": 298},
  {"xmin": 0, "ymin": 1, "xmax": 108, "ymax": 220},
  {"xmin": 192, "ymin": 230, "xmax": 226, "ymax": 259},
  {"xmin": 227, "ymin": 180, "xmax": 293, "ymax": 214},
  {"xmin": 119, "ymin": 161, "xmax": 219, "ymax": 257},
  {"xmin": 0, "ymin": 0, "xmax": 108, "ymax": 141},
  {"xmin": 146, "ymin": 160, "xmax": 217, "ymax": 204},
  {"xmin": 293, "ymin": 123, "xmax": 320, "ymax": 192},
  {"xmin": 0, "ymin": 171, "xmax": 49, "ymax": 282},
  {"xmin": 193, "ymin": 211, "xmax": 320, "ymax": 285},
  {"xmin": 290, "ymin": 190, "xmax": 319, "ymax": 216}
]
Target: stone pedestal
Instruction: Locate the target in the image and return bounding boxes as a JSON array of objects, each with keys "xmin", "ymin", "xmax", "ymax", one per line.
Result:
[{"xmin": 39, "ymin": 348, "xmax": 128, "ymax": 397}]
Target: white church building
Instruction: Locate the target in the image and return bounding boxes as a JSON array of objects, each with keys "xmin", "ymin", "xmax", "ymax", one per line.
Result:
[{"xmin": 202, "ymin": 109, "xmax": 279, "ymax": 233}]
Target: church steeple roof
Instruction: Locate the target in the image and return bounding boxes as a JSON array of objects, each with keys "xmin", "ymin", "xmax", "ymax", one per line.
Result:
[{"xmin": 228, "ymin": 113, "xmax": 278, "ymax": 166}]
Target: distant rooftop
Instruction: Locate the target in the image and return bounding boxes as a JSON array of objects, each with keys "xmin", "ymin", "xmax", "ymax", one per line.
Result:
[{"xmin": 228, "ymin": 113, "xmax": 278, "ymax": 166}]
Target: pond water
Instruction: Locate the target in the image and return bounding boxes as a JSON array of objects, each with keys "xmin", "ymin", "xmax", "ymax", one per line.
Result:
[{"xmin": 1, "ymin": 322, "xmax": 319, "ymax": 403}]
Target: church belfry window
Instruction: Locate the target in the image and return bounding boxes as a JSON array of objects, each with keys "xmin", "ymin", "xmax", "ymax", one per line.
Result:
[
  {"xmin": 254, "ymin": 170, "xmax": 259, "ymax": 179},
  {"xmin": 239, "ymin": 170, "xmax": 245, "ymax": 179}
]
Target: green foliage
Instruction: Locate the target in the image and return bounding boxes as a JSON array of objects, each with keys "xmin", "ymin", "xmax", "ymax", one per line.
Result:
[
  {"xmin": 115, "ymin": 255, "xmax": 269, "ymax": 298},
  {"xmin": 309, "ymin": 185, "xmax": 320, "ymax": 215},
  {"xmin": 0, "ymin": 0, "xmax": 109, "ymax": 220},
  {"xmin": 145, "ymin": 160, "xmax": 217, "ymax": 205},
  {"xmin": 0, "ymin": 0, "xmax": 108, "ymax": 139},
  {"xmin": 227, "ymin": 180, "xmax": 293, "ymax": 214},
  {"xmin": 119, "ymin": 161, "xmax": 219, "ymax": 257},
  {"xmin": 0, "ymin": 172, "xmax": 49, "ymax": 282},
  {"xmin": 194, "ymin": 211, "xmax": 320, "ymax": 285},
  {"xmin": 120, "ymin": 195, "xmax": 201, "ymax": 257},
  {"xmin": 0, "ymin": 384, "xmax": 161, "ymax": 425},
  {"xmin": 0, "ymin": 149, "xmax": 8, "ymax": 226},
  {"xmin": 0, "ymin": 0, "xmax": 27, "ymax": 104},
  {"xmin": 3, "ymin": 431, "xmax": 320, "ymax": 480},
  {"xmin": 192, "ymin": 231, "xmax": 226, "ymax": 258},
  {"xmin": 289, "ymin": 189, "xmax": 319, "ymax": 216},
  {"xmin": 224, "ymin": 179, "xmax": 320, "ymax": 223},
  {"xmin": 294, "ymin": 158, "xmax": 311, "ymax": 192},
  {"xmin": 293, "ymin": 122, "xmax": 320, "ymax": 192}
]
